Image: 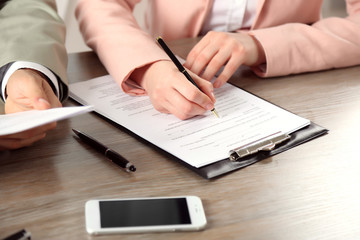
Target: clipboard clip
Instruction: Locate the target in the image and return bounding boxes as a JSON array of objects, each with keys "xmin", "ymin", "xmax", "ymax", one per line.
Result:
[{"xmin": 229, "ymin": 133, "xmax": 291, "ymax": 161}]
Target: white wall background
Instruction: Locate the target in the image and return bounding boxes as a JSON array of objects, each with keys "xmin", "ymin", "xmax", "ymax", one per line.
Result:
[
  {"xmin": 55, "ymin": 0, "xmax": 148, "ymax": 53},
  {"xmin": 55, "ymin": 0, "xmax": 346, "ymax": 54}
]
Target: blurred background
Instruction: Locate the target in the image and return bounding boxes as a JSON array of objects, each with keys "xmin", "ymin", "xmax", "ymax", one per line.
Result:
[{"xmin": 55, "ymin": 0, "xmax": 347, "ymax": 54}]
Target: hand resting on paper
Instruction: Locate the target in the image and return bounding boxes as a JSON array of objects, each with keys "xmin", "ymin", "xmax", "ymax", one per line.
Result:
[{"xmin": 1, "ymin": 69, "xmax": 61, "ymax": 150}]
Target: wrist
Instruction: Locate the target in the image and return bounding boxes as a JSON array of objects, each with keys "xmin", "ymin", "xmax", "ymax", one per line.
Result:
[
  {"xmin": 248, "ymin": 34, "xmax": 266, "ymax": 66},
  {"xmin": 130, "ymin": 60, "xmax": 170, "ymax": 90},
  {"xmin": 130, "ymin": 64, "xmax": 152, "ymax": 89}
]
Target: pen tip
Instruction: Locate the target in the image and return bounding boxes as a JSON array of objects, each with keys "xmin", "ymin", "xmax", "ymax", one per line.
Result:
[
  {"xmin": 129, "ymin": 165, "xmax": 136, "ymax": 172},
  {"xmin": 211, "ymin": 108, "xmax": 220, "ymax": 118},
  {"xmin": 72, "ymin": 129, "xmax": 79, "ymax": 135}
]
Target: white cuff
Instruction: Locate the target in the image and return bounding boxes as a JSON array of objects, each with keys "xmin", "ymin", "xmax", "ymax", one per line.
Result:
[{"xmin": 1, "ymin": 61, "xmax": 59, "ymax": 102}]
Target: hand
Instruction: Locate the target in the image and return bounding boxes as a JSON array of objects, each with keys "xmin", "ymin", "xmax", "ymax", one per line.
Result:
[
  {"xmin": 131, "ymin": 60, "xmax": 216, "ymax": 120},
  {"xmin": 184, "ymin": 31, "xmax": 265, "ymax": 88},
  {"xmin": 5, "ymin": 69, "xmax": 61, "ymax": 113},
  {"xmin": 0, "ymin": 123, "xmax": 56, "ymax": 150},
  {"xmin": 1, "ymin": 69, "xmax": 61, "ymax": 150}
]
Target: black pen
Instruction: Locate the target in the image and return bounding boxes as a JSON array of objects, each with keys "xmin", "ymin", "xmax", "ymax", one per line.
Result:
[
  {"xmin": 3, "ymin": 229, "xmax": 31, "ymax": 240},
  {"xmin": 156, "ymin": 36, "xmax": 219, "ymax": 118},
  {"xmin": 72, "ymin": 129, "xmax": 136, "ymax": 172}
]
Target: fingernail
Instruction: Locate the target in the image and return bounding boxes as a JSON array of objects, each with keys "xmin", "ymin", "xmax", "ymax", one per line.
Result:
[
  {"xmin": 206, "ymin": 104, "xmax": 214, "ymax": 110},
  {"xmin": 37, "ymin": 98, "xmax": 50, "ymax": 105}
]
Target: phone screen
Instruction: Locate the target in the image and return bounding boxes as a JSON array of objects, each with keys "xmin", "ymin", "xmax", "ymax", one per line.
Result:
[{"xmin": 99, "ymin": 198, "xmax": 191, "ymax": 228}]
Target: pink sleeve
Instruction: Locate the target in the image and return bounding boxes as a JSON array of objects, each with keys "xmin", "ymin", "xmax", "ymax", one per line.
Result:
[
  {"xmin": 75, "ymin": 0, "xmax": 169, "ymax": 95},
  {"xmin": 250, "ymin": 0, "xmax": 360, "ymax": 77}
]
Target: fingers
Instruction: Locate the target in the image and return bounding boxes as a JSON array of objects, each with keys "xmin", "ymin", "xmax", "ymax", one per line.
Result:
[
  {"xmin": 4, "ymin": 122, "xmax": 57, "ymax": 139},
  {"xmin": 33, "ymin": 79, "xmax": 62, "ymax": 110},
  {"xmin": 185, "ymin": 32, "xmax": 226, "ymax": 74},
  {"xmin": 27, "ymin": 71, "xmax": 61, "ymax": 110},
  {"xmin": 186, "ymin": 32, "xmax": 242, "ymax": 86},
  {"xmin": 153, "ymin": 88, "xmax": 209, "ymax": 120},
  {"xmin": 185, "ymin": 31, "xmax": 261, "ymax": 88},
  {"xmin": 5, "ymin": 69, "xmax": 60, "ymax": 113},
  {"xmin": 2, "ymin": 69, "xmax": 60, "ymax": 150},
  {"xmin": 185, "ymin": 36, "xmax": 217, "ymax": 76},
  {"xmin": 33, "ymin": 97, "xmax": 51, "ymax": 110},
  {"xmin": 175, "ymin": 73, "xmax": 214, "ymax": 106},
  {"xmin": 187, "ymin": 71, "xmax": 216, "ymax": 103},
  {"xmin": 213, "ymin": 52, "xmax": 243, "ymax": 88},
  {"xmin": 0, "ymin": 122, "xmax": 56, "ymax": 150},
  {"xmin": 135, "ymin": 61, "xmax": 216, "ymax": 120},
  {"xmin": 0, "ymin": 133, "xmax": 46, "ymax": 150},
  {"xmin": 41, "ymin": 77, "xmax": 62, "ymax": 108},
  {"xmin": 150, "ymin": 74, "xmax": 215, "ymax": 120}
]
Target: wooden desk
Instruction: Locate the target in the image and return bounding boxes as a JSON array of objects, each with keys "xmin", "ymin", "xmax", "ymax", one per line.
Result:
[{"xmin": 1, "ymin": 39, "xmax": 360, "ymax": 239}]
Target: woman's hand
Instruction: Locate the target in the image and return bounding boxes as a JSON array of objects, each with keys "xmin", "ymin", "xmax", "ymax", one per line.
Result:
[
  {"xmin": 185, "ymin": 31, "xmax": 265, "ymax": 88},
  {"xmin": 131, "ymin": 60, "xmax": 216, "ymax": 120}
]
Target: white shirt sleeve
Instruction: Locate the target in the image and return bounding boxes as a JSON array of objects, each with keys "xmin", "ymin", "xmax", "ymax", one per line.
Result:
[{"xmin": 1, "ymin": 61, "xmax": 60, "ymax": 102}]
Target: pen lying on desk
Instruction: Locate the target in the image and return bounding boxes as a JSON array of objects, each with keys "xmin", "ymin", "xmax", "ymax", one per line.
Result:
[
  {"xmin": 156, "ymin": 36, "xmax": 219, "ymax": 118},
  {"xmin": 72, "ymin": 129, "xmax": 136, "ymax": 172},
  {"xmin": 3, "ymin": 229, "xmax": 31, "ymax": 240}
]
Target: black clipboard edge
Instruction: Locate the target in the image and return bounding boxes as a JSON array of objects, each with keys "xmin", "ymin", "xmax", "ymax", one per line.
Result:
[{"xmin": 183, "ymin": 122, "xmax": 328, "ymax": 179}]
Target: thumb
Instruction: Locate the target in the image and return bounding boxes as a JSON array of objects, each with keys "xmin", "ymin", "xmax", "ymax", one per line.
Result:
[
  {"xmin": 33, "ymin": 97, "xmax": 51, "ymax": 110},
  {"xmin": 189, "ymin": 72, "xmax": 216, "ymax": 103}
]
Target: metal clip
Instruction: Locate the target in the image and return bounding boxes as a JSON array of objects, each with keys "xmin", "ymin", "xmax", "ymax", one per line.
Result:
[{"xmin": 229, "ymin": 133, "xmax": 291, "ymax": 161}]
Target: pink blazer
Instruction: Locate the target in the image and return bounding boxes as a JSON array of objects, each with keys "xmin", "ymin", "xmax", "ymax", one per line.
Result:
[{"xmin": 76, "ymin": 0, "xmax": 360, "ymax": 96}]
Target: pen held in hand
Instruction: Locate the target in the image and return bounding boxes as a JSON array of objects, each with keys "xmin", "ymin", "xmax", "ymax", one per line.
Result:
[
  {"xmin": 72, "ymin": 129, "xmax": 136, "ymax": 172},
  {"xmin": 156, "ymin": 36, "xmax": 219, "ymax": 118}
]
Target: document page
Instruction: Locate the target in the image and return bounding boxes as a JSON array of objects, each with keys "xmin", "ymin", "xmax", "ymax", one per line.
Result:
[
  {"xmin": 70, "ymin": 75, "xmax": 309, "ymax": 168},
  {"xmin": 0, "ymin": 106, "xmax": 93, "ymax": 136}
]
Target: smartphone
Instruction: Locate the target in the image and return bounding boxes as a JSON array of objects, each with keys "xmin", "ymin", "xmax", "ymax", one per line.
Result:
[{"xmin": 85, "ymin": 196, "xmax": 207, "ymax": 235}]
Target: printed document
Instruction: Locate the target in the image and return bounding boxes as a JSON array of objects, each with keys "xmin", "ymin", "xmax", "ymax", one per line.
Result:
[
  {"xmin": 70, "ymin": 75, "xmax": 309, "ymax": 168},
  {"xmin": 0, "ymin": 106, "xmax": 93, "ymax": 136}
]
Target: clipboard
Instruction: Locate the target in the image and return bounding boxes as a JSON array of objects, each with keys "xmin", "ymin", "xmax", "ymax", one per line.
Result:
[
  {"xmin": 170, "ymin": 122, "xmax": 327, "ymax": 179},
  {"xmin": 69, "ymin": 75, "xmax": 328, "ymax": 179},
  {"xmin": 87, "ymin": 111, "xmax": 327, "ymax": 179}
]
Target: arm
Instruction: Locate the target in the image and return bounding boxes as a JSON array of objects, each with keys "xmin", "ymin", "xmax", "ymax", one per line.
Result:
[
  {"xmin": 75, "ymin": 0, "xmax": 167, "ymax": 95},
  {"xmin": 0, "ymin": 0, "xmax": 67, "ymax": 150},
  {"xmin": 250, "ymin": 0, "xmax": 360, "ymax": 77},
  {"xmin": 76, "ymin": 0, "xmax": 215, "ymax": 119},
  {"xmin": 0, "ymin": 0, "xmax": 68, "ymax": 102},
  {"xmin": 185, "ymin": 0, "xmax": 360, "ymax": 85}
]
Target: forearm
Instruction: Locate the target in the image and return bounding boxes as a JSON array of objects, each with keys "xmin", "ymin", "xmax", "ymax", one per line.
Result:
[
  {"xmin": 76, "ymin": 0, "xmax": 169, "ymax": 95},
  {"xmin": 0, "ymin": 0, "xmax": 68, "ymax": 100},
  {"xmin": 250, "ymin": 2, "xmax": 360, "ymax": 77}
]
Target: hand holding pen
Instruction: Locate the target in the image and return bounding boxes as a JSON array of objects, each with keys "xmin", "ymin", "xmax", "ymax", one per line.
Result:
[
  {"xmin": 129, "ymin": 38, "xmax": 217, "ymax": 120},
  {"xmin": 156, "ymin": 37, "xmax": 219, "ymax": 118}
]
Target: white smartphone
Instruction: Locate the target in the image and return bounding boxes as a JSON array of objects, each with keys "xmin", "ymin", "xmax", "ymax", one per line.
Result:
[{"xmin": 85, "ymin": 196, "xmax": 207, "ymax": 235}]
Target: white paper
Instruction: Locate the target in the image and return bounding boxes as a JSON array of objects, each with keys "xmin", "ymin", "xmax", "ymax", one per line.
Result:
[
  {"xmin": 70, "ymin": 75, "xmax": 310, "ymax": 168},
  {"xmin": 0, "ymin": 106, "xmax": 93, "ymax": 136}
]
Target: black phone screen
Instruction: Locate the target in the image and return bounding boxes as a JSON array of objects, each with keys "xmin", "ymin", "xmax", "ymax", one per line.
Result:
[{"xmin": 99, "ymin": 198, "xmax": 191, "ymax": 228}]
